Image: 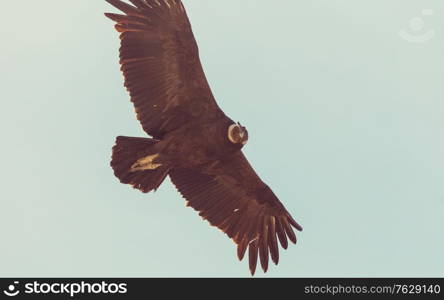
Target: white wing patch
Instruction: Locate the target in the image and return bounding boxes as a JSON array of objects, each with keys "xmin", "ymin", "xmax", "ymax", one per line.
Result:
[{"xmin": 130, "ymin": 154, "xmax": 162, "ymax": 172}]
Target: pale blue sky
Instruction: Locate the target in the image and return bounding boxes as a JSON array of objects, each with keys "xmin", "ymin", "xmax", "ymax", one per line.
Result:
[{"xmin": 1, "ymin": 0, "xmax": 443, "ymax": 277}]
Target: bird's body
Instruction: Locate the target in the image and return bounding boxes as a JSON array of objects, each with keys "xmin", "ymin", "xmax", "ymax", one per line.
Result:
[
  {"xmin": 105, "ymin": 0, "xmax": 302, "ymax": 275},
  {"xmin": 162, "ymin": 117, "xmax": 240, "ymax": 165}
]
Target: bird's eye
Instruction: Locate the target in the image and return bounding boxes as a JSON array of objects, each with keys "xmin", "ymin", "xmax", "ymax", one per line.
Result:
[{"xmin": 228, "ymin": 124, "xmax": 242, "ymax": 144}]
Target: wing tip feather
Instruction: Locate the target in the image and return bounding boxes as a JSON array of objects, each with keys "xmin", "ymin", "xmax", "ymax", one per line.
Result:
[{"xmin": 248, "ymin": 240, "xmax": 258, "ymax": 276}]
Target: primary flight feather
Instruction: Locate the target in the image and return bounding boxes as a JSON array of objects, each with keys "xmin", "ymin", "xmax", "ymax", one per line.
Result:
[{"xmin": 105, "ymin": 0, "xmax": 302, "ymax": 275}]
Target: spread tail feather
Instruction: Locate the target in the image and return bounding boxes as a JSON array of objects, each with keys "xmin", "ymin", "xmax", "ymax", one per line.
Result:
[{"xmin": 111, "ymin": 136, "xmax": 171, "ymax": 193}]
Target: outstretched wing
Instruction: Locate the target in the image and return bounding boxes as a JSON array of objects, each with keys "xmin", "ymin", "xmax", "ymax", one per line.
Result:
[
  {"xmin": 105, "ymin": 0, "xmax": 225, "ymax": 139},
  {"xmin": 169, "ymin": 152, "xmax": 302, "ymax": 275}
]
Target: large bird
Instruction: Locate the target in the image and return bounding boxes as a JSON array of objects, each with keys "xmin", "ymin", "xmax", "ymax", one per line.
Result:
[{"xmin": 105, "ymin": 0, "xmax": 302, "ymax": 275}]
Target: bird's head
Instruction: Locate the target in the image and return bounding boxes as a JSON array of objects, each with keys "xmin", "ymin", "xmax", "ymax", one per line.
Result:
[{"xmin": 228, "ymin": 122, "xmax": 248, "ymax": 146}]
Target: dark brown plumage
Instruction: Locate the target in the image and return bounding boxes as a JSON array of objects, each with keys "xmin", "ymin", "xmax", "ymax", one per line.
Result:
[{"xmin": 105, "ymin": 0, "xmax": 302, "ymax": 275}]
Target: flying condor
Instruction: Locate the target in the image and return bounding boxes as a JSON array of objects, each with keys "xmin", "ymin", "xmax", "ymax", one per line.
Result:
[{"xmin": 105, "ymin": 0, "xmax": 302, "ymax": 275}]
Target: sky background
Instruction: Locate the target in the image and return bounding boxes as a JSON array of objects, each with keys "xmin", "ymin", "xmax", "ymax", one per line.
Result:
[{"xmin": 1, "ymin": 0, "xmax": 443, "ymax": 277}]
